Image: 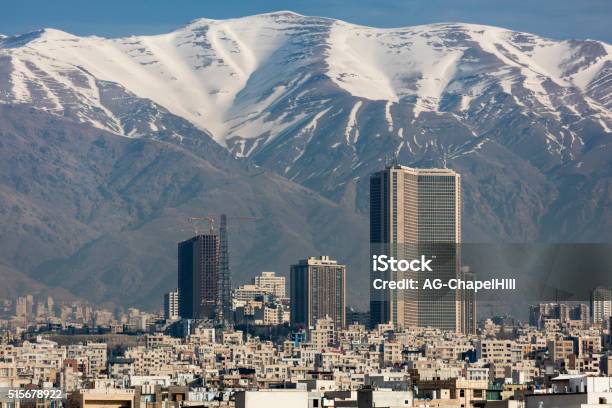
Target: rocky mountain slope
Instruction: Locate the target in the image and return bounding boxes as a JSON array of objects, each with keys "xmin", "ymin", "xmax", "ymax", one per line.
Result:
[{"xmin": 0, "ymin": 105, "xmax": 368, "ymax": 308}]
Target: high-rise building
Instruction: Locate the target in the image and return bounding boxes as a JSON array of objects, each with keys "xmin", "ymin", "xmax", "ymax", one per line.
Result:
[
  {"xmin": 15, "ymin": 296, "xmax": 27, "ymax": 318},
  {"xmin": 529, "ymin": 302, "xmax": 590, "ymax": 329},
  {"xmin": 591, "ymin": 286, "xmax": 612, "ymax": 324},
  {"xmin": 290, "ymin": 256, "xmax": 346, "ymax": 329},
  {"xmin": 369, "ymin": 165, "xmax": 463, "ymax": 332},
  {"xmin": 35, "ymin": 302, "xmax": 46, "ymax": 318},
  {"xmin": 164, "ymin": 289, "xmax": 180, "ymax": 320},
  {"xmin": 459, "ymin": 266, "xmax": 477, "ymax": 335},
  {"xmin": 46, "ymin": 296, "xmax": 55, "ymax": 317},
  {"xmin": 178, "ymin": 234, "xmax": 220, "ymax": 320},
  {"xmin": 25, "ymin": 294, "xmax": 34, "ymax": 317},
  {"xmin": 254, "ymin": 271, "xmax": 286, "ymax": 299}
]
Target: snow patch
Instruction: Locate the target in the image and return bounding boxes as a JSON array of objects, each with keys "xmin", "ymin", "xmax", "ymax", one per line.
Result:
[{"xmin": 345, "ymin": 100, "xmax": 363, "ymax": 144}]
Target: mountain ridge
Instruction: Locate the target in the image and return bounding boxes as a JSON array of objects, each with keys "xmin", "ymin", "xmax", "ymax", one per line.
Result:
[
  {"xmin": 0, "ymin": 104, "xmax": 370, "ymax": 309},
  {"xmin": 1, "ymin": 13, "xmax": 610, "ymax": 242},
  {"xmin": 1, "ymin": 14, "xmax": 609, "ymax": 141},
  {"xmin": 0, "ymin": 13, "xmax": 610, "ymax": 309}
]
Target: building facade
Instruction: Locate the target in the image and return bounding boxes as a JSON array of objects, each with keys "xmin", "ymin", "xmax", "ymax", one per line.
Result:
[
  {"xmin": 591, "ymin": 286, "xmax": 612, "ymax": 324},
  {"xmin": 369, "ymin": 166, "xmax": 465, "ymax": 332},
  {"xmin": 177, "ymin": 234, "xmax": 220, "ymax": 320},
  {"xmin": 163, "ymin": 290, "xmax": 179, "ymax": 321},
  {"xmin": 459, "ymin": 266, "xmax": 477, "ymax": 335},
  {"xmin": 290, "ymin": 256, "xmax": 346, "ymax": 329},
  {"xmin": 254, "ymin": 272, "xmax": 286, "ymax": 299}
]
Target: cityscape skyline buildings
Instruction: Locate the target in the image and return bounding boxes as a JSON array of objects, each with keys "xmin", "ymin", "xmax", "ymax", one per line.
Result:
[{"xmin": 1, "ymin": 2, "xmax": 610, "ymax": 403}]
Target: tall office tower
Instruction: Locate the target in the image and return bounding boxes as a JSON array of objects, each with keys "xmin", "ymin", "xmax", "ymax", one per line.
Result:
[
  {"xmin": 25, "ymin": 294, "xmax": 34, "ymax": 317},
  {"xmin": 178, "ymin": 234, "xmax": 220, "ymax": 320},
  {"xmin": 218, "ymin": 214, "xmax": 232, "ymax": 323},
  {"xmin": 35, "ymin": 302, "xmax": 46, "ymax": 318},
  {"xmin": 573, "ymin": 303, "xmax": 590, "ymax": 328},
  {"xmin": 15, "ymin": 297, "xmax": 27, "ymax": 318},
  {"xmin": 46, "ymin": 296, "xmax": 55, "ymax": 317},
  {"xmin": 459, "ymin": 266, "xmax": 477, "ymax": 335},
  {"xmin": 591, "ymin": 287, "xmax": 612, "ymax": 324},
  {"xmin": 369, "ymin": 165, "xmax": 462, "ymax": 332},
  {"xmin": 164, "ymin": 289, "xmax": 180, "ymax": 320},
  {"xmin": 254, "ymin": 272, "xmax": 286, "ymax": 299},
  {"xmin": 290, "ymin": 256, "xmax": 346, "ymax": 329}
]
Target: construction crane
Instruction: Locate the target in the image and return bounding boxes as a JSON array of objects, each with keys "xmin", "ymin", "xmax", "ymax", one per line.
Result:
[
  {"xmin": 217, "ymin": 214, "xmax": 260, "ymax": 327},
  {"xmin": 186, "ymin": 215, "xmax": 260, "ymax": 235},
  {"xmin": 187, "ymin": 216, "xmax": 216, "ymax": 234},
  {"xmin": 184, "ymin": 214, "xmax": 261, "ymax": 328}
]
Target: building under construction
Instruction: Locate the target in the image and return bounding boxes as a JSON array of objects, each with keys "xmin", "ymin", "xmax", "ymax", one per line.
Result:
[{"xmin": 177, "ymin": 214, "xmax": 233, "ymax": 324}]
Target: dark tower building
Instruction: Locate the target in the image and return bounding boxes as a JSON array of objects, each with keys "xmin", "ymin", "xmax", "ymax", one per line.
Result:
[{"xmin": 178, "ymin": 234, "xmax": 220, "ymax": 320}]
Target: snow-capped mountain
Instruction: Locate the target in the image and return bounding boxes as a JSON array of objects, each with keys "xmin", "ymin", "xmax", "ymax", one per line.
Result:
[
  {"xmin": 1, "ymin": 11, "xmax": 609, "ymax": 139},
  {"xmin": 1, "ymin": 11, "xmax": 611, "ymax": 243}
]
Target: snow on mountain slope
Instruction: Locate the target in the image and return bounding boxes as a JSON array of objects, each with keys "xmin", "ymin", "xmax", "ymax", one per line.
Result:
[
  {"xmin": 1, "ymin": 12, "xmax": 611, "ymax": 242},
  {"xmin": 0, "ymin": 12, "xmax": 316, "ymax": 140},
  {"xmin": 1, "ymin": 12, "xmax": 609, "ymax": 143},
  {"xmin": 326, "ymin": 21, "xmax": 611, "ymax": 117}
]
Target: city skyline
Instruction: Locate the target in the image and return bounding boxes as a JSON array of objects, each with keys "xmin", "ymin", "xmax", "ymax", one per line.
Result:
[
  {"xmin": 0, "ymin": 2, "xmax": 610, "ymax": 406},
  {"xmin": 0, "ymin": 10, "xmax": 608, "ymax": 312}
]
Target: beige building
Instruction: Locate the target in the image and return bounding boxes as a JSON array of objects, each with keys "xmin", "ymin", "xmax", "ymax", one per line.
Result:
[
  {"xmin": 591, "ymin": 286, "xmax": 612, "ymax": 324},
  {"xmin": 254, "ymin": 271, "xmax": 286, "ymax": 299},
  {"xmin": 233, "ymin": 284, "xmax": 267, "ymax": 302},
  {"xmin": 73, "ymin": 388, "xmax": 136, "ymax": 408},
  {"xmin": 369, "ymin": 166, "xmax": 466, "ymax": 332},
  {"xmin": 310, "ymin": 317, "xmax": 337, "ymax": 349}
]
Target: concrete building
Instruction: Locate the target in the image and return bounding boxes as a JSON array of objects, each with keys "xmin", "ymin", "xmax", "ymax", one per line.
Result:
[
  {"xmin": 310, "ymin": 317, "xmax": 337, "ymax": 349},
  {"xmin": 73, "ymin": 388, "xmax": 136, "ymax": 408},
  {"xmin": 254, "ymin": 271, "xmax": 286, "ymax": 299},
  {"xmin": 290, "ymin": 256, "xmax": 346, "ymax": 329},
  {"xmin": 15, "ymin": 296, "xmax": 27, "ymax": 318},
  {"xmin": 233, "ymin": 284, "xmax": 267, "ymax": 302},
  {"xmin": 369, "ymin": 165, "xmax": 463, "ymax": 332},
  {"xmin": 235, "ymin": 390, "xmax": 308, "ymax": 408},
  {"xmin": 358, "ymin": 388, "xmax": 413, "ymax": 408},
  {"xmin": 591, "ymin": 286, "xmax": 612, "ymax": 324},
  {"xmin": 177, "ymin": 234, "xmax": 220, "ymax": 320},
  {"xmin": 525, "ymin": 376, "xmax": 612, "ymax": 408},
  {"xmin": 459, "ymin": 266, "xmax": 477, "ymax": 335},
  {"xmin": 529, "ymin": 302, "xmax": 590, "ymax": 329},
  {"xmin": 163, "ymin": 290, "xmax": 179, "ymax": 321}
]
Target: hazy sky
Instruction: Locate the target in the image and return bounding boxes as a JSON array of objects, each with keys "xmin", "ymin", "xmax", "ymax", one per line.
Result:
[{"xmin": 3, "ymin": 0, "xmax": 611, "ymax": 42}]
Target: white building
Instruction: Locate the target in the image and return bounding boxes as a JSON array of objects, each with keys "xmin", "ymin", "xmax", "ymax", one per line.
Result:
[
  {"xmin": 592, "ymin": 286, "xmax": 612, "ymax": 324},
  {"xmin": 163, "ymin": 290, "xmax": 179, "ymax": 320},
  {"xmin": 254, "ymin": 271, "xmax": 286, "ymax": 299}
]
